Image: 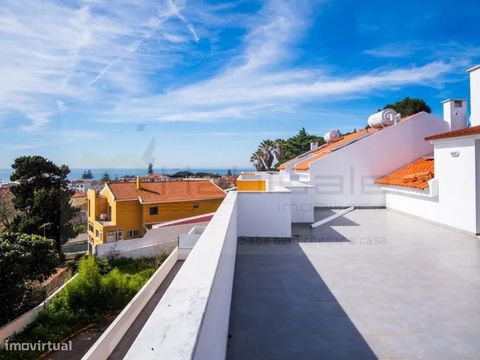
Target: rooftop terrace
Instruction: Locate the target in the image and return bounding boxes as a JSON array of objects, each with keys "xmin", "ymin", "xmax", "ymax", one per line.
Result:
[{"xmin": 228, "ymin": 209, "xmax": 480, "ymax": 359}]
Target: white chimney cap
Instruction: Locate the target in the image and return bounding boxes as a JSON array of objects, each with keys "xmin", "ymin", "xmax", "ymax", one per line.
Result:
[{"xmin": 441, "ymin": 99, "xmax": 467, "ymax": 103}]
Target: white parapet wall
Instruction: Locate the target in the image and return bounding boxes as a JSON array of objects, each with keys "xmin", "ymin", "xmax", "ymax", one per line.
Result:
[
  {"xmin": 95, "ymin": 222, "xmax": 208, "ymax": 258},
  {"xmin": 124, "ymin": 191, "xmax": 239, "ymax": 360},
  {"xmin": 0, "ymin": 274, "xmax": 78, "ymax": 346},
  {"xmin": 178, "ymin": 225, "xmax": 207, "ymax": 260},
  {"xmin": 82, "ymin": 248, "xmax": 179, "ymax": 360},
  {"xmin": 283, "ymin": 183, "xmax": 315, "ymax": 223},
  {"xmin": 236, "ymin": 190, "xmax": 292, "ymax": 237}
]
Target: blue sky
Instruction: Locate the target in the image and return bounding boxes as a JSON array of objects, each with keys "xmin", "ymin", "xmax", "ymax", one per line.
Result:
[{"xmin": 1, "ymin": 0, "xmax": 479, "ymax": 169}]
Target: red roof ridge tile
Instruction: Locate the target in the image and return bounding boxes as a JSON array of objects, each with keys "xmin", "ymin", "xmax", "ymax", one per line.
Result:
[{"xmin": 425, "ymin": 125, "xmax": 480, "ymax": 141}]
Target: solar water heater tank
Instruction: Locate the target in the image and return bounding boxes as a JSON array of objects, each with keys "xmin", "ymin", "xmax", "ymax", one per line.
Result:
[
  {"xmin": 324, "ymin": 131, "xmax": 340, "ymax": 143},
  {"xmin": 367, "ymin": 109, "xmax": 399, "ymax": 128}
]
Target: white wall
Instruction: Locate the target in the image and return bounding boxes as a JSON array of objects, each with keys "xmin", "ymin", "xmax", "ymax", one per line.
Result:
[
  {"xmin": 385, "ymin": 191, "xmax": 439, "ymax": 223},
  {"xmin": 95, "ymin": 222, "xmax": 207, "ymax": 258},
  {"xmin": 124, "ymin": 192, "xmax": 238, "ymax": 360},
  {"xmin": 435, "ymin": 137, "xmax": 477, "ymax": 232},
  {"xmin": 306, "ymin": 112, "xmax": 449, "ymax": 207},
  {"xmin": 284, "ymin": 185, "xmax": 315, "ymax": 223},
  {"xmin": 443, "ymin": 99, "xmax": 467, "ymax": 131},
  {"xmin": 193, "ymin": 194, "xmax": 237, "ymax": 359},
  {"xmin": 236, "ymin": 191, "xmax": 292, "ymax": 237},
  {"xmin": 385, "ymin": 136, "xmax": 478, "ymax": 234},
  {"xmin": 476, "ymin": 139, "xmax": 480, "ymax": 233},
  {"xmin": 469, "ymin": 66, "xmax": 480, "ymax": 127}
]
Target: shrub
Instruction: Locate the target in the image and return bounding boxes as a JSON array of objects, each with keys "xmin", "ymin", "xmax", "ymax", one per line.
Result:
[
  {"xmin": 0, "ymin": 232, "xmax": 58, "ymax": 326},
  {"xmin": 73, "ymin": 224, "xmax": 87, "ymax": 235},
  {"xmin": 1, "ymin": 255, "xmax": 164, "ymax": 360},
  {"xmin": 96, "ymin": 257, "xmax": 112, "ymax": 275}
]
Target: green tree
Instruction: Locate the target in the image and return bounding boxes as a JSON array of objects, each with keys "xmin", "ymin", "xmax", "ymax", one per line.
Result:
[
  {"xmin": 0, "ymin": 188, "xmax": 16, "ymax": 231},
  {"xmin": 0, "ymin": 232, "xmax": 58, "ymax": 325},
  {"xmin": 81, "ymin": 169, "xmax": 93, "ymax": 180},
  {"xmin": 102, "ymin": 171, "xmax": 111, "ymax": 182},
  {"xmin": 282, "ymin": 128, "xmax": 324, "ymax": 161},
  {"xmin": 250, "ymin": 129, "xmax": 325, "ymax": 170},
  {"xmin": 171, "ymin": 171, "xmax": 194, "ymax": 178},
  {"xmin": 9, "ymin": 156, "xmax": 78, "ymax": 259},
  {"xmin": 147, "ymin": 163, "xmax": 154, "ymax": 175},
  {"xmin": 384, "ymin": 97, "xmax": 431, "ymax": 117}
]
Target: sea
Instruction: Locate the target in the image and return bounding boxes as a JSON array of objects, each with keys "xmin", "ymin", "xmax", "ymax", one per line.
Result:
[{"xmin": 0, "ymin": 167, "xmax": 252, "ymax": 184}]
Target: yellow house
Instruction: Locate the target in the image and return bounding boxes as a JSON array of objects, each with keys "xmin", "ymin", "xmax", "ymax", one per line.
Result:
[{"xmin": 87, "ymin": 179, "xmax": 226, "ymax": 246}]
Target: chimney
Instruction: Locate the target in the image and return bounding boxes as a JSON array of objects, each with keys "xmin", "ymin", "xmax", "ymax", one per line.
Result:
[
  {"xmin": 136, "ymin": 177, "xmax": 141, "ymax": 190},
  {"xmin": 442, "ymin": 99, "xmax": 467, "ymax": 131},
  {"xmin": 467, "ymin": 64, "xmax": 480, "ymax": 127},
  {"xmin": 310, "ymin": 141, "xmax": 318, "ymax": 151}
]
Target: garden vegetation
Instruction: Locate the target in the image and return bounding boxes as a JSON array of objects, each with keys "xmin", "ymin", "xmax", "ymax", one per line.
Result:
[{"xmin": 1, "ymin": 255, "xmax": 165, "ymax": 360}]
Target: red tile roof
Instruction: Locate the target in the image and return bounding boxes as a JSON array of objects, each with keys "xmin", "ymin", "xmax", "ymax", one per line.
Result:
[
  {"xmin": 107, "ymin": 180, "xmax": 226, "ymax": 203},
  {"xmin": 72, "ymin": 191, "xmax": 86, "ymax": 198},
  {"xmin": 0, "ymin": 187, "xmax": 12, "ymax": 197},
  {"xmin": 140, "ymin": 174, "xmax": 171, "ymax": 182},
  {"xmin": 376, "ymin": 158, "xmax": 434, "ymax": 190},
  {"xmin": 425, "ymin": 125, "xmax": 480, "ymax": 141}
]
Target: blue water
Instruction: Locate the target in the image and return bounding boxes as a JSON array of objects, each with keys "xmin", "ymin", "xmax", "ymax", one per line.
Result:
[{"xmin": 0, "ymin": 167, "xmax": 251, "ymax": 184}]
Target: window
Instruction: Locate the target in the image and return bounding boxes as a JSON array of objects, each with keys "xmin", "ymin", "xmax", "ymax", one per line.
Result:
[
  {"xmin": 128, "ymin": 230, "xmax": 140, "ymax": 238},
  {"xmin": 193, "ymin": 202, "xmax": 200, "ymax": 209},
  {"xmin": 88, "ymin": 222, "xmax": 94, "ymax": 232},
  {"xmin": 150, "ymin": 206, "xmax": 159, "ymax": 215},
  {"xmin": 95, "ymin": 229, "xmax": 99, "ymax": 238},
  {"xmin": 88, "ymin": 200, "xmax": 91, "ymax": 217},
  {"xmin": 117, "ymin": 230, "xmax": 124, "ymax": 241},
  {"xmin": 454, "ymin": 100, "xmax": 463, "ymax": 108}
]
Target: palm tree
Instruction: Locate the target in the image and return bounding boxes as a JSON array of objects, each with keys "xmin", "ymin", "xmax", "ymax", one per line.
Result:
[
  {"xmin": 259, "ymin": 140, "xmax": 275, "ymax": 170},
  {"xmin": 250, "ymin": 150, "xmax": 266, "ymax": 171},
  {"xmin": 273, "ymin": 138, "xmax": 286, "ymax": 164}
]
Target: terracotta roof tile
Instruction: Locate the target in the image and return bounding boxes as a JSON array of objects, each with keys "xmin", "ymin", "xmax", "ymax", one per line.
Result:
[
  {"xmin": 108, "ymin": 180, "xmax": 226, "ymax": 203},
  {"xmin": 425, "ymin": 125, "xmax": 480, "ymax": 141},
  {"xmin": 72, "ymin": 191, "xmax": 86, "ymax": 198},
  {"xmin": 375, "ymin": 158, "xmax": 434, "ymax": 190}
]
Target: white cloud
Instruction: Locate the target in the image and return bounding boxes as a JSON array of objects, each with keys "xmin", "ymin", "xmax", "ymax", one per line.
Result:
[
  {"xmin": 8, "ymin": 129, "xmax": 98, "ymax": 150},
  {"xmin": 106, "ymin": 1, "xmax": 457, "ymax": 124},
  {"xmin": 364, "ymin": 43, "xmax": 418, "ymax": 58},
  {"xmin": 166, "ymin": 0, "xmax": 200, "ymax": 42},
  {"xmin": 1, "ymin": 0, "xmax": 476, "ymax": 133},
  {"xmin": 365, "ymin": 41, "xmax": 480, "ymax": 61},
  {"xmin": 0, "ymin": 0, "xmax": 201, "ymax": 130}
]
